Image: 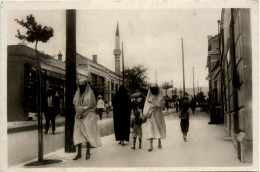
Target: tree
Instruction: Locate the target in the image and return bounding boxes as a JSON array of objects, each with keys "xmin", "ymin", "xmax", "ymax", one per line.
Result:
[
  {"xmin": 195, "ymin": 91, "xmax": 206, "ymax": 110},
  {"xmin": 15, "ymin": 14, "xmax": 54, "ymax": 163},
  {"xmin": 124, "ymin": 65, "xmax": 148, "ymax": 94},
  {"xmin": 161, "ymin": 82, "xmax": 173, "ymax": 97}
]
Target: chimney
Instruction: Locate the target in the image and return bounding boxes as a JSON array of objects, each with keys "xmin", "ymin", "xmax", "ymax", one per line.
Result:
[
  {"xmin": 93, "ymin": 55, "xmax": 97, "ymax": 63},
  {"xmin": 57, "ymin": 51, "xmax": 62, "ymax": 61}
]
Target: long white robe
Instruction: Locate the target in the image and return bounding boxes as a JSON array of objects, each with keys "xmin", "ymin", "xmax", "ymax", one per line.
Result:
[
  {"xmin": 73, "ymin": 83, "xmax": 101, "ymax": 147},
  {"xmin": 142, "ymin": 88, "xmax": 166, "ymax": 140}
]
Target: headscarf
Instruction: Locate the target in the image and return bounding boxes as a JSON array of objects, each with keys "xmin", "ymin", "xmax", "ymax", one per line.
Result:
[
  {"xmin": 143, "ymin": 83, "xmax": 164, "ymax": 117},
  {"xmin": 73, "ymin": 79, "xmax": 96, "ymax": 114}
]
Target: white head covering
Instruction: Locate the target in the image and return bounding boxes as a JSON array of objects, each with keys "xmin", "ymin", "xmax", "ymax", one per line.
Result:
[
  {"xmin": 73, "ymin": 79, "xmax": 96, "ymax": 112},
  {"xmin": 143, "ymin": 83, "xmax": 164, "ymax": 116}
]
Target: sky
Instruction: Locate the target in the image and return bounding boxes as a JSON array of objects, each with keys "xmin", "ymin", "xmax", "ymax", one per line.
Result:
[{"xmin": 7, "ymin": 9, "xmax": 221, "ymax": 89}]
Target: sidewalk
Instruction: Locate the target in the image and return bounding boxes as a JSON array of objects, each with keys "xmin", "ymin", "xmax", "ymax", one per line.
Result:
[
  {"xmin": 14, "ymin": 110, "xmax": 250, "ymax": 168},
  {"xmin": 8, "ymin": 109, "xmax": 175, "ymax": 134}
]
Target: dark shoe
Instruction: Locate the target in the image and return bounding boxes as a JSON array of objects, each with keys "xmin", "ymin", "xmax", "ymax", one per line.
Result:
[
  {"xmin": 139, "ymin": 145, "xmax": 141, "ymax": 149},
  {"xmin": 131, "ymin": 146, "xmax": 135, "ymax": 150},
  {"xmin": 52, "ymin": 131, "xmax": 55, "ymax": 134},
  {"xmin": 121, "ymin": 142, "xmax": 125, "ymax": 146},
  {"xmin": 158, "ymin": 145, "xmax": 162, "ymax": 149},
  {"xmin": 73, "ymin": 154, "xmax": 82, "ymax": 160},
  {"xmin": 148, "ymin": 148, "xmax": 153, "ymax": 152},
  {"xmin": 86, "ymin": 153, "xmax": 91, "ymax": 160},
  {"xmin": 44, "ymin": 131, "xmax": 48, "ymax": 134}
]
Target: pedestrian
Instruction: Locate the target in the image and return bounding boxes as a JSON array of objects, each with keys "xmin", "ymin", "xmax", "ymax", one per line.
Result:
[
  {"xmin": 104, "ymin": 100, "xmax": 110, "ymax": 118},
  {"xmin": 142, "ymin": 83, "xmax": 166, "ymax": 152},
  {"xmin": 179, "ymin": 99, "xmax": 190, "ymax": 142},
  {"xmin": 190, "ymin": 97, "xmax": 196, "ymax": 115},
  {"xmin": 96, "ymin": 95, "xmax": 105, "ymax": 120},
  {"xmin": 53, "ymin": 90, "xmax": 60, "ymax": 116},
  {"xmin": 131, "ymin": 111, "xmax": 146, "ymax": 150},
  {"xmin": 113, "ymin": 85, "xmax": 132, "ymax": 146},
  {"xmin": 175, "ymin": 101, "xmax": 179, "ymax": 113},
  {"xmin": 72, "ymin": 79, "xmax": 101, "ymax": 160},
  {"xmin": 44, "ymin": 88, "xmax": 56, "ymax": 134}
]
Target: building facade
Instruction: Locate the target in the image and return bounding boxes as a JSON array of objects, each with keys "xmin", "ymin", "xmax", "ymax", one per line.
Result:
[
  {"xmin": 7, "ymin": 44, "xmax": 122, "ymax": 121},
  {"xmin": 207, "ymin": 9, "xmax": 252, "ymax": 163}
]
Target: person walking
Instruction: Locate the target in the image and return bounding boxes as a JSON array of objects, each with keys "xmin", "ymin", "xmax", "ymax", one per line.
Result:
[
  {"xmin": 142, "ymin": 83, "xmax": 166, "ymax": 152},
  {"xmin": 113, "ymin": 85, "xmax": 132, "ymax": 146},
  {"xmin": 190, "ymin": 97, "xmax": 196, "ymax": 115},
  {"xmin": 73, "ymin": 79, "xmax": 101, "ymax": 160},
  {"xmin": 175, "ymin": 101, "xmax": 179, "ymax": 113},
  {"xmin": 96, "ymin": 95, "xmax": 105, "ymax": 120},
  {"xmin": 44, "ymin": 88, "xmax": 56, "ymax": 134},
  {"xmin": 104, "ymin": 100, "xmax": 110, "ymax": 118},
  {"xmin": 179, "ymin": 99, "xmax": 190, "ymax": 142},
  {"xmin": 131, "ymin": 111, "xmax": 146, "ymax": 150}
]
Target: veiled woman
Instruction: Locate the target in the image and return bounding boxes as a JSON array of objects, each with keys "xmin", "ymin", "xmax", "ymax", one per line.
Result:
[
  {"xmin": 113, "ymin": 85, "xmax": 132, "ymax": 145},
  {"xmin": 73, "ymin": 79, "xmax": 101, "ymax": 160},
  {"xmin": 142, "ymin": 83, "xmax": 166, "ymax": 152}
]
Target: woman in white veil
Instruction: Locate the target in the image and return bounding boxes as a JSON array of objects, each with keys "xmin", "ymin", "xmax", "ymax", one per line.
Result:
[
  {"xmin": 142, "ymin": 83, "xmax": 166, "ymax": 152},
  {"xmin": 72, "ymin": 79, "xmax": 101, "ymax": 160}
]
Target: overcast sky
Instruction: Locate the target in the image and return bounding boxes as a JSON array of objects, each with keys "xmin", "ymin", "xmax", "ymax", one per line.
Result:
[{"xmin": 7, "ymin": 9, "xmax": 221, "ymax": 88}]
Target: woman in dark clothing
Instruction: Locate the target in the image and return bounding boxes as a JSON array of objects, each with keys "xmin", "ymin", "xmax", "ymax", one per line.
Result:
[
  {"xmin": 113, "ymin": 86, "xmax": 132, "ymax": 145},
  {"xmin": 179, "ymin": 99, "xmax": 190, "ymax": 142}
]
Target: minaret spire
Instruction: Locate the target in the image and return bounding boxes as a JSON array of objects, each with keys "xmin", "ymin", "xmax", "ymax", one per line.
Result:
[
  {"xmin": 116, "ymin": 22, "xmax": 120, "ymax": 36},
  {"xmin": 114, "ymin": 22, "xmax": 121, "ymax": 74}
]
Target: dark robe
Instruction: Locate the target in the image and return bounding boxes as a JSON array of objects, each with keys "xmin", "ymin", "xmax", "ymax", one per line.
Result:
[{"xmin": 113, "ymin": 86, "xmax": 132, "ymax": 142}]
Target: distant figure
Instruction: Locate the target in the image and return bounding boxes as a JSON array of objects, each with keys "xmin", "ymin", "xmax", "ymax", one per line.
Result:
[
  {"xmin": 190, "ymin": 98, "xmax": 196, "ymax": 115},
  {"xmin": 179, "ymin": 99, "xmax": 190, "ymax": 142},
  {"xmin": 73, "ymin": 79, "xmax": 101, "ymax": 160},
  {"xmin": 44, "ymin": 88, "xmax": 56, "ymax": 134},
  {"xmin": 131, "ymin": 111, "xmax": 146, "ymax": 150},
  {"xmin": 175, "ymin": 101, "xmax": 179, "ymax": 113},
  {"xmin": 132, "ymin": 98, "xmax": 138, "ymax": 112},
  {"xmin": 53, "ymin": 90, "xmax": 60, "ymax": 116},
  {"xmin": 96, "ymin": 95, "xmax": 105, "ymax": 120},
  {"xmin": 104, "ymin": 100, "xmax": 110, "ymax": 118},
  {"xmin": 143, "ymin": 83, "xmax": 166, "ymax": 152},
  {"xmin": 113, "ymin": 86, "xmax": 132, "ymax": 145}
]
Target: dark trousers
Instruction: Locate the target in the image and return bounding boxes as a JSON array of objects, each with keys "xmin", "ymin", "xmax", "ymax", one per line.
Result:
[
  {"xmin": 45, "ymin": 107, "xmax": 56, "ymax": 132},
  {"xmin": 97, "ymin": 108, "xmax": 103, "ymax": 120}
]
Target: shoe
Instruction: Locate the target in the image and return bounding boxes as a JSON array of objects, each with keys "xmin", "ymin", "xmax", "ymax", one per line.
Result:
[
  {"xmin": 148, "ymin": 148, "xmax": 153, "ymax": 152},
  {"xmin": 118, "ymin": 141, "xmax": 121, "ymax": 145},
  {"xmin": 86, "ymin": 153, "xmax": 91, "ymax": 160},
  {"xmin": 52, "ymin": 131, "xmax": 55, "ymax": 134},
  {"xmin": 121, "ymin": 142, "xmax": 125, "ymax": 146},
  {"xmin": 131, "ymin": 146, "xmax": 135, "ymax": 150},
  {"xmin": 139, "ymin": 145, "xmax": 141, "ymax": 149},
  {"xmin": 158, "ymin": 145, "xmax": 162, "ymax": 149},
  {"xmin": 73, "ymin": 154, "xmax": 82, "ymax": 160}
]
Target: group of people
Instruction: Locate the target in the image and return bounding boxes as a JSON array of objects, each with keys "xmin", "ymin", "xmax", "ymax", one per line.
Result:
[{"xmin": 70, "ymin": 78, "xmax": 192, "ymax": 161}]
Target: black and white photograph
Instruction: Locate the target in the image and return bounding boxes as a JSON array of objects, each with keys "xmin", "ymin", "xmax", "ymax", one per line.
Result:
[{"xmin": 0, "ymin": 1, "xmax": 259, "ymax": 171}]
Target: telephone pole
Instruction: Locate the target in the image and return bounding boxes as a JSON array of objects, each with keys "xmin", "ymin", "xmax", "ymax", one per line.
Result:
[
  {"xmin": 193, "ymin": 67, "xmax": 195, "ymax": 97},
  {"xmin": 182, "ymin": 38, "xmax": 185, "ymax": 97}
]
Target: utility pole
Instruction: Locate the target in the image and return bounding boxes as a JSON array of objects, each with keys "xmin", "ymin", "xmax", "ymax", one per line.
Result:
[
  {"xmin": 155, "ymin": 69, "xmax": 157, "ymax": 84},
  {"xmin": 197, "ymin": 80, "xmax": 199, "ymax": 93},
  {"xmin": 193, "ymin": 67, "xmax": 195, "ymax": 97},
  {"xmin": 122, "ymin": 42, "xmax": 125, "ymax": 86},
  {"xmin": 65, "ymin": 9, "xmax": 77, "ymax": 153},
  {"xmin": 182, "ymin": 38, "xmax": 185, "ymax": 97}
]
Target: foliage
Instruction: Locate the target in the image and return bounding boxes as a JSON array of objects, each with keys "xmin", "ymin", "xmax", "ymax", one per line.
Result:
[
  {"xmin": 15, "ymin": 14, "xmax": 54, "ymax": 44},
  {"xmin": 161, "ymin": 81, "xmax": 173, "ymax": 96},
  {"xmin": 124, "ymin": 65, "xmax": 148, "ymax": 94},
  {"xmin": 194, "ymin": 91, "xmax": 206, "ymax": 104}
]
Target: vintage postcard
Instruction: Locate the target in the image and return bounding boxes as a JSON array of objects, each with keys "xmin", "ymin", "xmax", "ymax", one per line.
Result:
[{"xmin": 0, "ymin": 0, "xmax": 259, "ymax": 171}]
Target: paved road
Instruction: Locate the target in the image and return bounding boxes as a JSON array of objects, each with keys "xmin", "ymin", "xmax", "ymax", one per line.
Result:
[{"xmin": 21, "ymin": 110, "xmax": 248, "ymax": 168}]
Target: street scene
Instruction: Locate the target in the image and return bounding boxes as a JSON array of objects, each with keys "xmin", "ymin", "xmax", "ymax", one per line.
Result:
[{"xmin": 2, "ymin": 2, "xmax": 258, "ymax": 171}]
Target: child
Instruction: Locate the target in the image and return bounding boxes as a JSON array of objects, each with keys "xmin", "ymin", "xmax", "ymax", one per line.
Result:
[
  {"xmin": 179, "ymin": 99, "xmax": 190, "ymax": 142},
  {"xmin": 131, "ymin": 111, "xmax": 146, "ymax": 150},
  {"xmin": 104, "ymin": 100, "xmax": 110, "ymax": 118}
]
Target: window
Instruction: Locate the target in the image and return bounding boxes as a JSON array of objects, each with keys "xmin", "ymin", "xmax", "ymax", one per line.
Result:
[
  {"xmin": 115, "ymin": 84, "xmax": 118, "ymax": 92},
  {"xmin": 111, "ymin": 82, "xmax": 114, "ymax": 91}
]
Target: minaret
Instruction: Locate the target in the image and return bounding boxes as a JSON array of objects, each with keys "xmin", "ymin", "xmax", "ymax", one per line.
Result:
[{"xmin": 114, "ymin": 22, "xmax": 121, "ymax": 74}]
